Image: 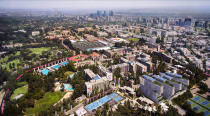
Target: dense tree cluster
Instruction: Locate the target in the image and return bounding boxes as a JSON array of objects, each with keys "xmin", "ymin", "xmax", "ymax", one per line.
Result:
[
  {"xmin": 197, "ymin": 82, "xmax": 208, "ymax": 94},
  {"xmin": 173, "ymin": 90, "xmax": 193, "ymax": 106}
]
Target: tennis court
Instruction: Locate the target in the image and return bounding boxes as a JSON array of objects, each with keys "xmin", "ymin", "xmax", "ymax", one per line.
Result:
[
  {"xmin": 188, "ymin": 95, "xmax": 210, "ymax": 115},
  {"xmin": 108, "ymin": 93, "xmax": 118, "ymax": 99},
  {"xmin": 192, "ymin": 106, "xmax": 201, "ymax": 111},
  {"xmin": 204, "ymin": 110, "xmax": 210, "ymax": 116},
  {"xmin": 201, "ymin": 101, "xmax": 209, "ymax": 106},
  {"xmin": 85, "ymin": 101, "xmax": 100, "ymax": 111},
  {"xmin": 85, "ymin": 93, "xmax": 124, "ymax": 111},
  {"xmin": 192, "ymin": 96, "xmax": 201, "ymax": 102},
  {"xmin": 98, "ymin": 96, "xmax": 111, "ymax": 105},
  {"xmin": 113, "ymin": 96, "xmax": 123, "ymax": 103}
]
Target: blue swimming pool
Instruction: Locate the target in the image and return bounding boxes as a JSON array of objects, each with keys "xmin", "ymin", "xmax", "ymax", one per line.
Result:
[
  {"xmin": 52, "ymin": 65, "xmax": 60, "ymax": 70},
  {"xmin": 61, "ymin": 61, "xmax": 68, "ymax": 66},
  {"xmin": 60, "ymin": 84, "xmax": 74, "ymax": 91},
  {"xmin": 41, "ymin": 69, "xmax": 50, "ymax": 75}
]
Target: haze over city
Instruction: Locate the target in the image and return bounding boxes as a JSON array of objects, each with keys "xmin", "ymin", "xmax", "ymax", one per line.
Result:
[{"xmin": 1, "ymin": 0, "xmax": 210, "ymax": 11}]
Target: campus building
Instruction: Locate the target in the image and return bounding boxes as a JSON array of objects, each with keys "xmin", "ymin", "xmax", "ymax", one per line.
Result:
[
  {"xmin": 152, "ymin": 51, "xmax": 172, "ymax": 63},
  {"xmin": 139, "ymin": 72, "xmax": 189, "ymax": 103},
  {"xmin": 97, "ymin": 65, "xmax": 113, "ymax": 81},
  {"xmin": 84, "ymin": 69, "xmax": 97, "ymax": 80},
  {"xmin": 104, "ymin": 48, "xmax": 125, "ymax": 58},
  {"xmin": 152, "ymin": 75, "xmax": 175, "ymax": 99},
  {"xmin": 135, "ymin": 62, "xmax": 148, "ymax": 73},
  {"xmin": 140, "ymin": 75, "xmax": 164, "ymax": 103},
  {"xmin": 85, "ymin": 77, "xmax": 109, "ymax": 96},
  {"xmin": 165, "ymin": 72, "xmax": 189, "ymax": 89},
  {"xmin": 137, "ymin": 58, "xmax": 153, "ymax": 72},
  {"xmin": 160, "ymin": 73, "xmax": 182, "ymax": 92},
  {"xmin": 111, "ymin": 63, "xmax": 130, "ymax": 74}
]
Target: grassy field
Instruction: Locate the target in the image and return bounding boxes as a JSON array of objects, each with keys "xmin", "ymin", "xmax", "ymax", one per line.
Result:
[
  {"xmin": 28, "ymin": 47, "xmax": 50, "ymax": 55},
  {"xmin": 0, "ymin": 59, "xmax": 20, "ymax": 71},
  {"xmin": 15, "ymin": 51, "xmax": 20, "ymax": 56},
  {"xmin": 17, "ymin": 81, "xmax": 27, "ymax": 86},
  {"xmin": 25, "ymin": 92, "xmax": 65, "ymax": 116},
  {"xmin": 0, "ymin": 56, "xmax": 8, "ymax": 63},
  {"xmin": 127, "ymin": 38, "xmax": 139, "ymax": 42},
  {"xmin": 11, "ymin": 84, "xmax": 28, "ymax": 100},
  {"xmin": 8, "ymin": 59, "xmax": 20, "ymax": 67}
]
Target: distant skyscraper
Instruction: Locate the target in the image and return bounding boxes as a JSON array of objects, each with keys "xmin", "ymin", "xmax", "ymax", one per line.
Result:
[
  {"xmin": 97, "ymin": 10, "xmax": 103, "ymax": 17},
  {"xmin": 103, "ymin": 11, "xmax": 107, "ymax": 17},
  {"xmin": 109, "ymin": 10, "xmax": 114, "ymax": 16},
  {"xmin": 184, "ymin": 18, "xmax": 192, "ymax": 27}
]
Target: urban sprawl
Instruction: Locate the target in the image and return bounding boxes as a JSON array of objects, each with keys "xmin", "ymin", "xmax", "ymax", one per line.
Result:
[{"xmin": 0, "ymin": 10, "xmax": 210, "ymax": 116}]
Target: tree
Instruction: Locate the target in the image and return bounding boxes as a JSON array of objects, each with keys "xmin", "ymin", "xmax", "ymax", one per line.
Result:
[
  {"xmin": 66, "ymin": 62, "xmax": 76, "ymax": 72},
  {"xmin": 113, "ymin": 67, "xmax": 121, "ymax": 78},
  {"xmin": 96, "ymin": 109, "xmax": 101, "ymax": 116},
  {"xmin": 113, "ymin": 56, "xmax": 120, "ymax": 65},
  {"xmin": 61, "ymin": 83, "xmax": 64, "ymax": 92},
  {"xmin": 156, "ymin": 37, "xmax": 162, "ymax": 43},
  {"xmin": 198, "ymin": 82, "xmax": 208, "ymax": 94}
]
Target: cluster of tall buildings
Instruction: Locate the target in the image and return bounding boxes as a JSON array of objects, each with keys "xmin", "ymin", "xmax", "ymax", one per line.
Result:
[
  {"xmin": 140, "ymin": 72, "xmax": 189, "ymax": 103},
  {"xmin": 90, "ymin": 10, "xmax": 114, "ymax": 18}
]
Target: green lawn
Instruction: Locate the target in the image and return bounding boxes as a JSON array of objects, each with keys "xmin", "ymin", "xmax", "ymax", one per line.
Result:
[
  {"xmin": 11, "ymin": 84, "xmax": 28, "ymax": 100},
  {"xmin": 9, "ymin": 59, "xmax": 20, "ymax": 67},
  {"xmin": 15, "ymin": 51, "xmax": 20, "ymax": 56},
  {"xmin": 1, "ymin": 59, "xmax": 20, "ymax": 71},
  {"xmin": 127, "ymin": 38, "xmax": 139, "ymax": 42},
  {"xmin": 25, "ymin": 92, "xmax": 65, "ymax": 116},
  {"xmin": 17, "ymin": 81, "xmax": 27, "ymax": 86},
  {"xmin": 28, "ymin": 47, "xmax": 50, "ymax": 55},
  {"xmin": 0, "ymin": 56, "xmax": 8, "ymax": 63}
]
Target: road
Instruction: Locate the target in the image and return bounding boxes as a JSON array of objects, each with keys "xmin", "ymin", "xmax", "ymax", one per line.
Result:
[
  {"xmin": 65, "ymin": 103, "xmax": 84, "ymax": 116},
  {"xmin": 168, "ymin": 90, "xmax": 186, "ymax": 116}
]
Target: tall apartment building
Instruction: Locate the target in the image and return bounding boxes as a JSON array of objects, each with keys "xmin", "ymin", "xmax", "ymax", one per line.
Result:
[
  {"xmin": 85, "ymin": 77, "xmax": 109, "ymax": 96},
  {"xmin": 135, "ymin": 62, "xmax": 148, "ymax": 73},
  {"xmin": 152, "ymin": 75, "xmax": 175, "ymax": 99},
  {"xmin": 140, "ymin": 72, "xmax": 189, "ymax": 103},
  {"xmin": 140, "ymin": 75, "xmax": 164, "ymax": 103},
  {"xmin": 137, "ymin": 58, "xmax": 153, "ymax": 72},
  {"xmin": 111, "ymin": 63, "xmax": 130, "ymax": 74}
]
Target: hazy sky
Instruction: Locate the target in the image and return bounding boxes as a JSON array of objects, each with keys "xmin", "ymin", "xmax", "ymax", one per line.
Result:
[{"xmin": 0, "ymin": 0, "xmax": 210, "ymax": 10}]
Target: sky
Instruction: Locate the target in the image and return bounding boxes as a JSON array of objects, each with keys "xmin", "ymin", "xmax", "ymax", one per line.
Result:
[{"xmin": 0, "ymin": 0, "xmax": 210, "ymax": 11}]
